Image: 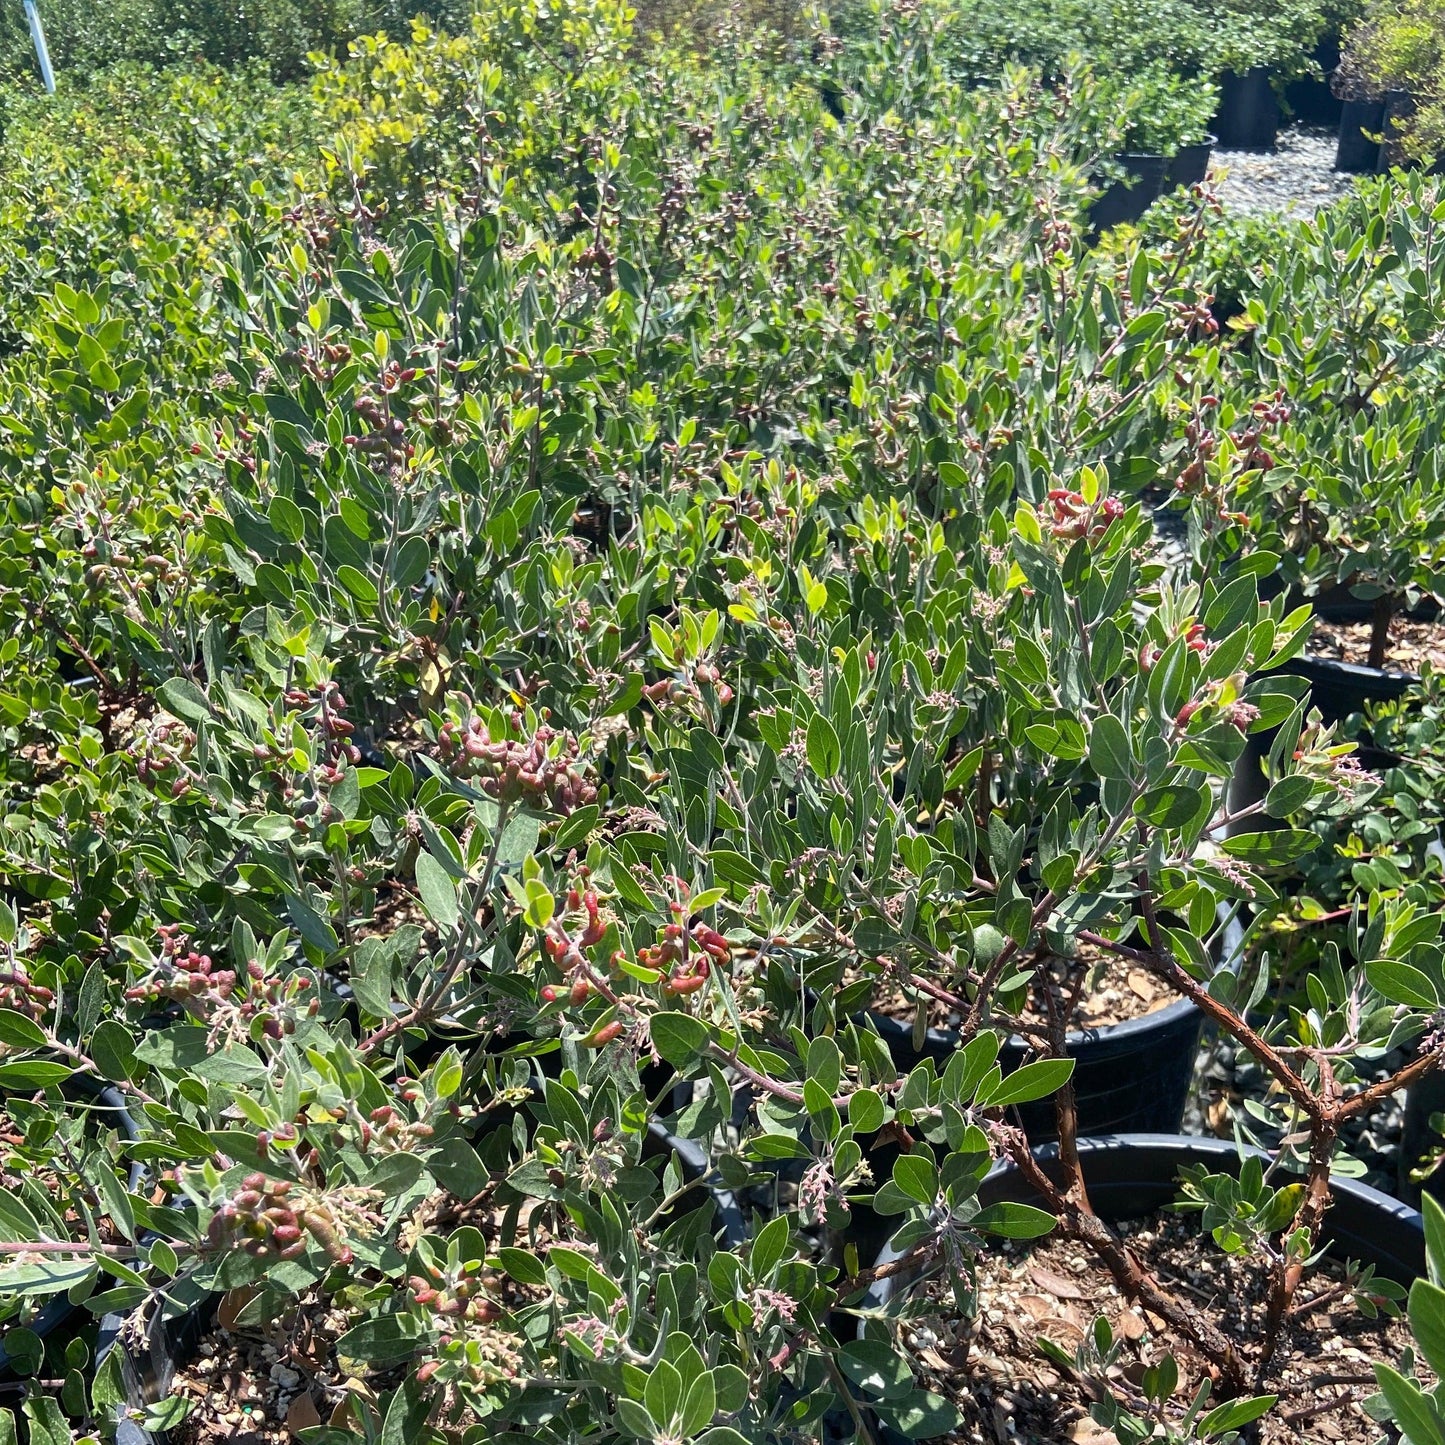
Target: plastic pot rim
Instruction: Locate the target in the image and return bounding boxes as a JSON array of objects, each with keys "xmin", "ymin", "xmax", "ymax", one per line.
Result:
[
  {"xmin": 865, "ymin": 991, "xmax": 1201, "ymax": 1063},
  {"xmin": 862, "ymin": 1131, "xmax": 1424, "ymax": 1311}
]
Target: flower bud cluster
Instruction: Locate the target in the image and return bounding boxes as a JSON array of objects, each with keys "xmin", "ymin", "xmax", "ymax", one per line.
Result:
[
  {"xmin": 408, "ymin": 1259, "xmax": 502, "ymax": 1323},
  {"xmin": 348, "ymin": 1101, "xmax": 441, "ymax": 1155},
  {"xmin": 1173, "ymin": 297, "xmax": 1220, "ymax": 339},
  {"xmin": 436, "ymin": 713, "xmax": 596, "ymax": 815},
  {"xmin": 129, "ymin": 714, "xmax": 198, "ymax": 797},
  {"xmin": 208, "ymin": 1173, "xmax": 302, "ymax": 1260},
  {"xmin": 341, "ymin": 360, "xmax": 433, "ymax": 470},
  {"xmin": 280, "ymin": 679, "xmax": 363, "ymax": 783},
  {"xmin": 415, "ymin": 1327, "xmax": 525, "ymax": 1394},
  {"xmin": 643, "ymin": 899, "xmax": 729, "ymax": 997},
  {"xmin": 0, "ymin": 967, "xmax": 54, "ymax": 1021},
  {"xmin": 125, "ymin": 928, "xmax": 319, "ymax": 1041},
  {"xmin": 642, "ymin": 661, "xmax": 735, "ymax": 709},
  {"xmin": 1042, "ymin": 490, "xmax": 1124, "ymax": 542},
  {"xmin": 206, "ymin": 1172, "xmax": 376, "ymax": 1267}
]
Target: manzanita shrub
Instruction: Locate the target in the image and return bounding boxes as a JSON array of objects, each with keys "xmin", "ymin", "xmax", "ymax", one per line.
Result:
[
  {"xmin": 0, "ymin": 3, "xmax": 1442, "ymax": 1444},
  {"xmin": 1166, "ymin": 176, "xmax": 1445, "ymax": 664}
]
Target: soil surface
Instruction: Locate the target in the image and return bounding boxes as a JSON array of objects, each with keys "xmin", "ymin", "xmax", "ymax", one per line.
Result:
[
  {"xmin": 903, "ymin": 1208, "xmax": 1416, "ymax": 1444},
  {"xmin": 872, "ymin": 949, "xmax": 1174, "ymax": 1037},
  {"xmin": 1306, "ymin": 615, "xmax": 1445, "ymax": 674},
  {"xmin": 168, "ymin": 1289, "xmax": 361, "ymax": 1445},
  {"xmin": 1211, "ymin": 128, "xmax": 1354, "ymax": 218},
  {"xmin": 164, "ymin": 1191, "xmax": 533, "ymax": 1444}
]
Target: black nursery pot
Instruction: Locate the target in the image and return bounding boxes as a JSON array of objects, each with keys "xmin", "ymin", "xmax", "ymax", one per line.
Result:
[
  {"xmin": 95, "ymin": 1118, "xmax": 741, "ymax": 1445},
  {"xmin": 856, "ymin": 1139, "xmax": 1426, "ymax": 1445},
  {"xmin": 868, "ymin": 995, "xmax": 1202, "ymax": 1141},
  {"xmin": 1087, "ymin": 153, "xmax": 1169, "ymax": 232},
  {"xmin": 1284, "ymin": 34, "xmax": 1344, "ymax": 128},
  {"xmin": 861, "ymin": 1135, "xmax": 1425, "ymax": 1332},
  {"xmin": 0, "ymin": 1080, "xmax": 144, "ymax": 1385},
  {"xmin": 1270, "ymin": 654, "xmax": 1420, "ymax": 727},
  {"xmin": 858, "ymin": 1138, "xmax": 1425, "ymax": 1445},
  {"xmin": 1212, "ymin": 68, "xmax": 1280, "ymax": 150},
  {"xmin": 1337, "ymin": 98, "xmax": 1385, "ymax": 172},
  {"xmin": 1164, "ymin": 135, "xmax": 1216, "ymax": 191},
  {"xmin": 1378, "ymin": 89, "xmax": 1418, "ymax": 172}
]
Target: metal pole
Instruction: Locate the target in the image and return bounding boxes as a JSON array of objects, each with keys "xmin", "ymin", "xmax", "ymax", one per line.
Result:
[{"xmin": 22, "ymin": 0, "xmax": 56, "ymax": 94}]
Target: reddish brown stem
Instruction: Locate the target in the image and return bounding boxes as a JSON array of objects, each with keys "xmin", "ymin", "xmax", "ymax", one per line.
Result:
[
  {"xmin": 1042, "ymin": 963, "xmax": 1092, "ymax": 1217},
  {"xmin": 1261, "ymin": 1060, "xmax": 1340, "ymax": 1373},
  {"xmin": 1081, "ymin": 929, "xmax": 1320, "ymax": 1123},
  {"xmin": 1368, "ymin": 593, "xmax": 1392, "ymax": 671},
  {"xmin": 992, "ymin": 1124, "xmax": 1247, "ymax": 1393}
]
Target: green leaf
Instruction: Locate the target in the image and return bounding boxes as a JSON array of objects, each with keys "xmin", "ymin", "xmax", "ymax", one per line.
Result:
[
  {"xmin": 806, "ymin": 714, "xmax": 841, "ymax": 779},
  {"xmin": 337, "ymin": 564, "xmax": 379, "ymax": 606},
  {"xmin": 1134, "ymin": 784, "xmax": 1208, "ymax": 830},
  {"xmin": 839, "ymin": 1339, "xmax": 914, "ymax": 1400},
  {"xmin": 1263, "ymin": 775, "xmax": 1315, "ymax": 818},
  {"xmin": 414, "ymin": 853, "xmax": 460, "ymax": 932},
  {"xmin": 973, "ymin": 1201, "xmax": 1057, "ymax": 1239},
  {"xmin": 1367, "ymin": 958, "xmax": 1440, "ymax": 1010},
  {"xmin": 849, "ymin": 1088, "xmax": 886, "ymax": 1134},
  {"xmin": 21, "ymin": 1396, "xmax": 69, "ymax": 1445},
  {"xmin": 285, "ymin": 890, "xmax": 339, "ymax": 953},
  {"xmin": 1373, "ymin": 1363, "xmax": 1445, "ymax": 1445},
  {"xmin": 548, "ymin": 1246, "xmax": 595, "ymax": 1281},
  {"xmin": 0, "ymin": 1062, "xmax": 72, "ymax": 1089},
  {"xmin": 497, "ymin": 1247, "xmax": 547, "ymax": 1286},
  {"xmin": 615, "ymin": 1397, "xmax": 656, "ymax": 1437},
  {"xmin": 750, "ymin": 1215, "xmax": 791, "ymax": 1279},
  {"xmin": 553, "ymin": 805, "xmax": 600, "ymax": 851},
  {"xmin": 681, "ymin": 1369, "xmax": 717, "ymax": 1435},
  {"xmin": 155, "ymin": 676, "xmax": 213, "ymax": 725},
  {"xmin": 1424, "ymin": 1194, "xmax": 1445, "ymax": 1286},
  {"xmin": 644, "ymin": 1358, "xmax": 684, "ymax": 1430},
  {"xmin": 429, "ymin": 1141, "xmax": 488, "ymax": 1202},
  {"xmin": 350, "ymin": 936, "xmax": 396, "ymax": 1018},
  {"xmin": 1409, "ymin": 1279, "xmax": 1445, "ymax": 1381},
  {"xmin": 1, "ymin": 1327, "xmax": 41, "ymax": 1376},
  {"xmin": 1088, "ymin": 715, "xmax": 1133, "ymax": 782},
  {"xmin": 874, "ymin": 1388, "xmax": 964, "ymax": 1439},
  {"xmin": 985, "ymin": 1058, "xmax": 1075, "ymax": 1108},
  {"xmin": 892, "ymin": 1153, "xmax": 938, "ymax": 1206},
  {"xmin": 650, "ymin": 1013, "xmax": 711, "ymax": 1067},
  {"xmin": 0, "ymin": 1010, "xmax": 46, "ymax": 1050},
  {"xmin": 379, "ymin": 1378, "xmax": 430, "ymax": 1445},
  {"xmin": 712, "ymin": 1366, "xmax": 748, "ymax": 1414},
  {"xmin": 1197, "ymin": 1394, "xmax": 1277, "ymax": 1439},
  {"xmin": 1218, "ymin": 830, "xmax": 1320, "ymax": 866},
  {"xmin": 335, "ymin": 1313, "xmax": 421, "ymax": 1367},
  {"xmin": 391, "ymin": 536, "xmax": 430, "ymax": 587},
  {"xmin": 192, "ymin": 1049, "xmax": 267, "ymax": 1087}
]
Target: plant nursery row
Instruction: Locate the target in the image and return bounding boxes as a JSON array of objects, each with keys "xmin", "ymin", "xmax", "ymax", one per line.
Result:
[{"xmin": 0, "ymin": 1, "xmax": 1444, "ymax": 1443}]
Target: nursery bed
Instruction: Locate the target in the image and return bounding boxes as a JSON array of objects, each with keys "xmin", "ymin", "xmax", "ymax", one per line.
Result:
[{"xmin": 1211, "ymin": 127, "xmax": 1353, "ymax": 217}]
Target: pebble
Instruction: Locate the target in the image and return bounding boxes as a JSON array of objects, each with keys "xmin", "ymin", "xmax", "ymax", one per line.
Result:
[
  {"xmin": 269, "ymin": 1364, "xmax": 301, "ymax": 1389},
  {"xmin": 1209, "ymin": 127, "xmax": 1354, "ymax": 219}
]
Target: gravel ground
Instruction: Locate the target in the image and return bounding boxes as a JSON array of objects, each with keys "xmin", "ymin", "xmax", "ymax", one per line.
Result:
[{"xmin": 1208, "ymin": 125, "xmax": 1355, "ymax": 218}]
